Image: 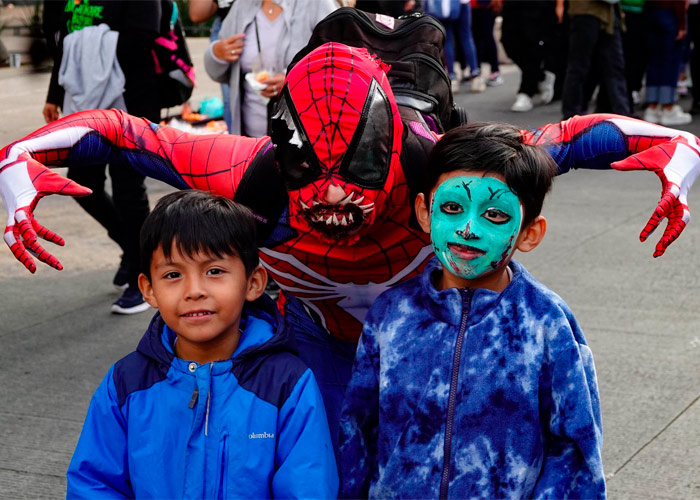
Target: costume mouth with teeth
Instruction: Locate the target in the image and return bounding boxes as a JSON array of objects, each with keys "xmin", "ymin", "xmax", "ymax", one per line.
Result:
[{"xmin": 271, "ymin": 43, "xmax": 403, "ymax": 243}]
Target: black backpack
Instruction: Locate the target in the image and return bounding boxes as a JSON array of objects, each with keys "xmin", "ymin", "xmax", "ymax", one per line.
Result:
[
  {"xmin": 288, "ymin": 7, "xmax": 466, "ymax": 134},
  {"xmin": 152, "ymin": 0, "xmax": 196, "ymax": 109}
]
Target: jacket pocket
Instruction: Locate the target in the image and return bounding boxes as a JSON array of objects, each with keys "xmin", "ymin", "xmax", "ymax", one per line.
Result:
[{"xmin": 216, "ymin": 431, "xmax": 229, "ymax": 500}]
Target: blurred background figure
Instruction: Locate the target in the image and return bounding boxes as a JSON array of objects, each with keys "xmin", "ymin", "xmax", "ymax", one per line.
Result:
[
  {"xmin": 561, "ymin": 0, "xmax": 629, "ymax": 119},
  {"xmin": 642, "ymin": 0, "xmax": 692, "ymax": 125},
  {"xmin": 471, "ymin": 0, "xmax": 502, "ymax": 91},
  {"xmin": 689, "ymin": 0, "xmax": 700, "ymax": 115},
  {"xmin": 500, "ymin": 0, "xmax": 558, "ymax": 112},
  {"xmin": 203, "ymin": 0, "xmax": 337, "ymax": 137},
  {"xmin": 189, "ymin": 0, "xmax": 235, "ymax": 131},
  {"xmin": 42, "ymin": 0, "xmax": 163, "ymax": 315},
  {"xmin": 423, "ymin": 0, "xmax": 464, "ymax": 92},
  {"xmin": 620, "ymin": 0, "xmax": 647, "ymax": 111},
  {"xmin": 451, "ymin": 0, "xmax": 482, "ymax": 92}
]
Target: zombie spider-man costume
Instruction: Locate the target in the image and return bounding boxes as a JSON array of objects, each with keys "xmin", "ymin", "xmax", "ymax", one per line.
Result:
[{"xmin": 2, "ymin": 43, "xmax": 700, "ymax": 438}]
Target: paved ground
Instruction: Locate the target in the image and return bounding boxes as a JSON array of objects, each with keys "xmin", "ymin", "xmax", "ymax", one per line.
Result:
[{"xmin": 2, "ymin": 35, "xmax": 700, "ymax": 498}]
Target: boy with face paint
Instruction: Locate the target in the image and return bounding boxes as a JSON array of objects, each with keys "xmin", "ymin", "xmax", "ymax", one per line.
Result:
[{"xmin": 339, "ymin": 123, "xmax": 605, "ymax": 499}]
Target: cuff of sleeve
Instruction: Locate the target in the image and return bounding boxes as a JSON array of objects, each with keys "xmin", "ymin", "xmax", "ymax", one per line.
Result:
[{"xmin": 208, "ymin": 42, "xmax": 227, "ymax": 65}]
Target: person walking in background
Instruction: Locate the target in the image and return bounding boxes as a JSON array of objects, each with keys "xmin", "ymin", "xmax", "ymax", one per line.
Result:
[
  {"xmin": 642, "ymin": 0, "xmax": 692, "ymax": 125},
  {"xmin": 620, "ymin": 0, "xmax": 647, "ymax": 110},
  {"xmin": 42, "ymin": 0, "xmax": 162, "ymax": 315},
  {"xmin": 204, "ymin": 0, "xmax": 337, "ymax": 138},
  {"xmin": 501, "ymin": 0, "xmax": 558, "ymax": 112},
  {"xmin": 451, "ymin": 0, "xmax": 483, "ymax": 92},
  {"xmin": 423, "ymin": 0, "xmax": 464, "ymax": 93},
  {"xmin": 189, "ymin": 0, "xmax": 235, "ymax": 131},
  {"xmin": 471, "ymin": 0, "xmax": 502, "ymax": 91},
  {"xmin": 561, "ymin": 0, "xmax": 630, "ymax": 119}
]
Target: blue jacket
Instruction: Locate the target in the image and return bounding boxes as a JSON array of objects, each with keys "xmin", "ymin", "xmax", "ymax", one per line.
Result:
[
  {"xmin": 67, "ymin": 297, "xmax": 338, "ymax": 499},
  {"xmin": 339, "ymin": 258, "xmax": 605, "ymax": 499}
]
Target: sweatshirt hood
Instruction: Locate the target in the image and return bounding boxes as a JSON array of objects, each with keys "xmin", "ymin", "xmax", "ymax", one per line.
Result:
[{"xmin": 136, "ymin": 294, "xmax": 296, "ymax": 368}]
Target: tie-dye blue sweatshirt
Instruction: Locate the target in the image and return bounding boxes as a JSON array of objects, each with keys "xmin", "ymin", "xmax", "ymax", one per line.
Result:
[{"xmin": 339, "ymin": 257, "xmax": 605, "ymax": 499}]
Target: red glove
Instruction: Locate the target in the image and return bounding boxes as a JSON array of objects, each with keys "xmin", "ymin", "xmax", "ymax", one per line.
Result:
[
  {"xmin": 611, "ymin": 135, "xmax": 700, "ymax": 257},
  {"xmin": 0, "ymin": 156, "xmax": 91, "ymax": 272}
]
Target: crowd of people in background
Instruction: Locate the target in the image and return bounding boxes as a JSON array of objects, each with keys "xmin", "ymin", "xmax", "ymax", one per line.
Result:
[{"xmin": 193, "ymin": 0, "xmax": 697, "ymax": 129}]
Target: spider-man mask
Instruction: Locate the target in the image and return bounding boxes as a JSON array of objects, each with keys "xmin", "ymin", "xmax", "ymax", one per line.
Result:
[{"xmin": 271, "ymin": 43, "xmax": 403, "ymax": 243}]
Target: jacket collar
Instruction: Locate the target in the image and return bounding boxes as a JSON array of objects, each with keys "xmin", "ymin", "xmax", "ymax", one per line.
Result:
[
  {"xmin": 136, "ymin": 294, "xmax": 296, "ymax": 371},
  {"xmin": 421, "ymin": 256, "xmax": 526, "ymax": 325}
]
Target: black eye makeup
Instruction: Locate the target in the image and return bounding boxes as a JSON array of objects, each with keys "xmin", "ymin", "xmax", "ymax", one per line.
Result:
[
  {"xmin": 482, "ymin": 208, "xmax": 512, "ymax": 224},
  {"xmin": 440, "ymin": 201, "xmax": 464, "ymax": 214}
]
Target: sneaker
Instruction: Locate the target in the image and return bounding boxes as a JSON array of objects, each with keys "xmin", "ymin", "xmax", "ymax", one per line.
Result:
[
  {"xmin": 511, "ymin": 93, "xmax": 533, "ymax": 112},
  {"xmin": 487, "ymin": 71, "xmax": 504, "ymax": 87},
  {"xmin": 112, "ymin": 256, "xmax": 129, "ymax": 291},
  {"xmin": 643, "ymin": 106, "xmax": 661, "ymax": 124},
  {"xmin": 111, "ymin": 286, "xmax": 151, "ymax": 315},
  {"xmin": 470, "ymin": 74, "xmax": 486, "ymax": 93},
  {"xmin": 451, "ymin": 78, "xmax": 461, "ymax": 94},
  {"xmin": 660, "ymin": 104, "xmax": 692, "ymax": 126},
  {"xmin": 537, "ymin": 71, "xmax": 556, "ymax": 105}
]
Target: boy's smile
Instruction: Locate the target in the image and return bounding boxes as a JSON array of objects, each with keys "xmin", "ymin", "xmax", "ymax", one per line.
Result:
[{"xmin": 139, "ymin": 244, "xmax": 265, "ymax": 364}]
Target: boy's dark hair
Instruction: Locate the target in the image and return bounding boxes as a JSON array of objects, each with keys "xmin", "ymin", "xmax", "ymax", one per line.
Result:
[
  {"xmin": 140, "ymin": 190, "xmax": 259, "ymax": 280},
  {"xmin": 424, "ymin": 122, "xmax": 557, "ymax": 227}
]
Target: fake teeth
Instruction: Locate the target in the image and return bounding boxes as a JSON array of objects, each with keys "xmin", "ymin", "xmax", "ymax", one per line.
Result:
[
  {"xmin": 312, "ymin": 212, "xmax": 360, "ymax": 226},
  {"xmin": 300, "ymin": 201, "xmax": 310, "ymax": 210}
]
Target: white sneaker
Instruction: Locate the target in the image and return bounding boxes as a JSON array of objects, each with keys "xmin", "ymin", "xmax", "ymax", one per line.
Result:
[
  {"xmin": 660, "ymin": 104, "xmax": 692, "ymax": 126},
  {"xmin": 511, "ymin": 93, "xmax": 533, "ymax": 112},
  {"xmin": 470, "ymin": 75, "xmax": 486, "ymax": 93},
  {"xmin": 451, "ymin": 78, "xmax": 461, "ymax": 94},
  {"xmin": 643, "ymin": 106, "xmax": 661, "ymax": 124},
  {"xmin": 537, "ymin": 71, "xmax": 556, "ymax": 105}
]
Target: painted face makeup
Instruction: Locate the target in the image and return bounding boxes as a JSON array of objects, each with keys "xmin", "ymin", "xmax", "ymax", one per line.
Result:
[{"xmin": 430, "ymin": 176, "xmax": 523, "ymax": 280}]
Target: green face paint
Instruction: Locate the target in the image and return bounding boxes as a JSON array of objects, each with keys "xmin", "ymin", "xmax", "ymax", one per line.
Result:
[{"xmin": 430, "ymin": 176, "xmax": 522, "ymax": 280}]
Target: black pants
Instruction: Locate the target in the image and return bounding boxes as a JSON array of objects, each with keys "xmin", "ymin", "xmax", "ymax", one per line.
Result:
[
  {"xmin": 472, "ymin": 7, "xmax": 499, "ymax": 73},
  {"xmin": 689, "ymin": 4, "xmax": 700, "ymax": 107},
  {"xmin": 67, "ymin": 159, "xmax": 150, "ymax": 287},
  {"xmin": 501, "ymin": 5, "xmax": 555, "ymax": 96},
  {"xmin": 562, "ymin": 14, "xmax": 630, "ymax": 118}
]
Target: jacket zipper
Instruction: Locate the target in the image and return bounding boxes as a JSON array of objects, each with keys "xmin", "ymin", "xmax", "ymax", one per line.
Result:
[
  {"xmin": 205, "ymin": 361, "xmax": 213, "ymax": 436},
  {"xmin": 439, "ymin": 288, "xmax": 474, "ymax": 500}
]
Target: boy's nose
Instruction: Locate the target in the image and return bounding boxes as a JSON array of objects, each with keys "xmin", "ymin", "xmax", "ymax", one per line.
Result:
[{"xmin": 184, "ymin": 277, "xmax": 206, "ymax": 300}]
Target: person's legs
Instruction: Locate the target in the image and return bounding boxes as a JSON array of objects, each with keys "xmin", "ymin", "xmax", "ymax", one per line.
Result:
[
  {"xmin": 211, "ymin": 16, "xmax": 232, "ymax": 130},
  {"xmin": 561, "ymin": 15, "xmax": 600, "ymax": 118},
  {"xmin": 457, "ymin": 2, "xmax": 479, "ymax": 76},
  {"xmin": 689, "ymin": 4, "xmax": 700, "ymax": 113},
  {"xmin": 597, "ymin": 20, "xmax": 630, "ymax": 116},
  {"xmin": 66, "ymin": 164, "xmax": 128, "ymax": 254}
]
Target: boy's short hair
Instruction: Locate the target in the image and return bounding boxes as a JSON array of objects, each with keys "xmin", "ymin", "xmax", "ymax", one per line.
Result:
[
  {"xmin": 424, "ymin": 122, "xmax": 557, "ymax": 227},
  {"xmin": 140, "ymin": 190, "xmax": 259, "ymax": 280}
]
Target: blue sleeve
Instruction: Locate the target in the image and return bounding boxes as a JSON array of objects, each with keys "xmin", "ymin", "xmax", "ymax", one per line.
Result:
[
  {"xmin": 66, "ymin": 366, "xmax": 132, "ymax": 499},
  {"xmin": 338, "ymin": 319, "xmax": 380, "ymax": 499},
  {"xmin": 272, "ymin": 368, "xmax": 338, "ymax": 499},
  {"xmin": 532, "ymin": 339, "xmax": 606, "ymax": 499},
  {"xmin": 527, "ymin": 115, "xmax": 630, "ymax": 175}
]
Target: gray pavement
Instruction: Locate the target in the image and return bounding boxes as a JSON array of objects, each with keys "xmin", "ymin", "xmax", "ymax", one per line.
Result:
[{"xmin": 1, "ymin": 36, "xmax": 700, "ymax": 498}]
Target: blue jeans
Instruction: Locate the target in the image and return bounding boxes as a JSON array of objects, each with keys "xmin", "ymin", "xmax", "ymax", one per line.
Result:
[
  {"xmin": 210, "ymin": 17, "xmax": 232, "ymax": 130},
  {"xmin": 445, "ymin": 3, "xmax": 480, "ymax": 78},
  {"xmin": 644, "ymin": 7, "xmax": 684, "ymax": 105}
]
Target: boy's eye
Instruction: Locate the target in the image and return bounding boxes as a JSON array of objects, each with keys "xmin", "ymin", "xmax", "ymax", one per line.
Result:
[
  {"xmin": 164, "ymin": 271, "xmax": 180, "ymax": 279},
  {"xmin": 482, "ymin": 208, "xmax": 512, "ymax": 224},
  {"xmin": 207, "ymin": 268, "xmax": 225, "ymax": 276},
  {"xmin": 440, "ymin": 201, "xmax": 463, "ymax": 214}
]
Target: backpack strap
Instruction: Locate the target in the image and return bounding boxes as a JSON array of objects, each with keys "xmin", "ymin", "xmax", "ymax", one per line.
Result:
[{"xmin": 398, "ymin": 105, "xmax": 439, "ymax": 226}]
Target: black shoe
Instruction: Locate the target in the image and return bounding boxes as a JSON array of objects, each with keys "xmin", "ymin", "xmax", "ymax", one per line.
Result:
[
  {"xmin": 112, "ymin": 256, "xmax": 129, "ymax": 291},
  {"xmin": 111, "ymin": 286, "xmax": 150, "ymax": 315}
]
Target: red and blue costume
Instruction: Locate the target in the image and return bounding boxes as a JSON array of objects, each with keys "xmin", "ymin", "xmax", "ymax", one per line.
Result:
[{"xmin": 2, "ymin": 44, "xmax": 699, "ymax": 439}]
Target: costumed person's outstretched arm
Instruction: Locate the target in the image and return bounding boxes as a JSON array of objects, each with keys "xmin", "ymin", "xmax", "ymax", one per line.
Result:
[
  {"xmin": 522, "ymin": 114, "xmax": 700, "ymax": 257},
  {"xmin": 0, "ymin": 109, "xmax": 280, "ymax": 273}
]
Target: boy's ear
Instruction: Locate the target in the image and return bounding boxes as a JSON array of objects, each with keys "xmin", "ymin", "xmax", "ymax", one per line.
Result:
[
  {"xmin": 245, "ymin": 265, "xmax": 268, "ymax": 301},
  {"xmin": 516, "ymin": 215, "xmax": 547, "ymax": 253},
  {"xmin": 415, "ymin": 192, "xmax": 432, "ymax": 234},
  {"xmin": 138, "ymin": 273, "xmax": 159, "ymax": 309}
]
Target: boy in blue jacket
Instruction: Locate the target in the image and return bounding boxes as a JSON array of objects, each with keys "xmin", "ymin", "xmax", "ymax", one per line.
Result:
[
  {"xmin": 339, "ymin": 123, "xmax": 605, "ymax": 499},
  {"xmin": 67, "ymin": 190, "xmax": 338, "ymax": 499}
]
